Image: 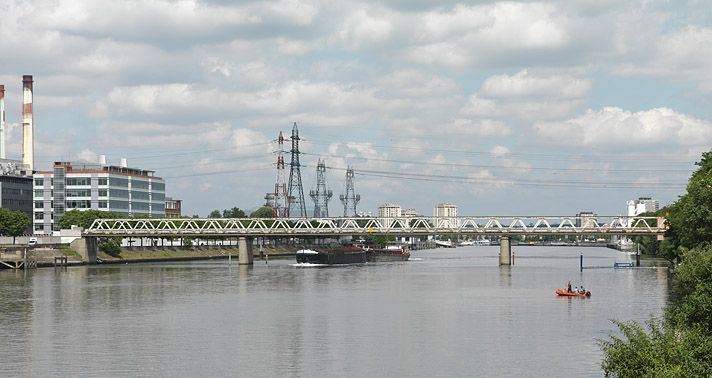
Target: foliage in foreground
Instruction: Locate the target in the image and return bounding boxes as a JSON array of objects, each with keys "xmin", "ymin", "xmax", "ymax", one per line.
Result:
[
  {"xmin": 601, "ymin": 244, "xmax": 712, "ymax": 376},
  {"xmin": 599, "ymin": 320, "xmax": 712, "ymax": 378},
  {"xmin": 601, "ymin": 150, "xmax": 712, "ymax": 376}
]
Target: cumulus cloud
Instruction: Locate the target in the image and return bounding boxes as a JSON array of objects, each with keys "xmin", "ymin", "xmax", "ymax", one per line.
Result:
[
  {"xmin": 480, "ymin": 70, "xmax": 591, "ymax": 99},
  {"xmin": 534, "ymin": 107, "xmax": 712, "ymax": 149}
]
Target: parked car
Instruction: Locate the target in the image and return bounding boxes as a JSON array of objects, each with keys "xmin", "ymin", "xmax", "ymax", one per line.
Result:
[{"xmin": 28, "ymin": 237, "xmax": 38, "ymax": 247}]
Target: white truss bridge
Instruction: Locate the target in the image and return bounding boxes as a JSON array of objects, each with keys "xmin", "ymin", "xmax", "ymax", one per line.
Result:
[{"xmin": 85, "ymin": 216, "xmax": 666, "ymax": 237}]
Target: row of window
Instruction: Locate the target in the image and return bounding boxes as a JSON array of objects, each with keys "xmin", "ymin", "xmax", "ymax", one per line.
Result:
[
  {"xmin": 2, "ymin": 187, "xmax": 33, "ymax": 196},
  {"xmin": 35, "ymin": 177, "xmax": 164, "ymax": 189}
]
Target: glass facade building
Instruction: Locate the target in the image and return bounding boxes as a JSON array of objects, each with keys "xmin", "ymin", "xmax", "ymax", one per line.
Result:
[{"xmin": 33, "ymin": 162, "xmax": 166, "ymax": 234}]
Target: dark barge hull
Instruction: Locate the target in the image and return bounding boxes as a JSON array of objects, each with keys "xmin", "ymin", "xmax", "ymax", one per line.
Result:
[
  {"xmin": 366, "ymin": 248, "xmax": 410, "ymax": 262},
  {"xmin": 296, "ymin": 247, "xmax": 366, "ymax": 265}
]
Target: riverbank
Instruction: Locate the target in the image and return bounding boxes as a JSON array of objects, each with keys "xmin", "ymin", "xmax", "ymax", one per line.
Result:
[{"xmin": 96, "ymin": 245, "xmax": 301, "ymax": 263}]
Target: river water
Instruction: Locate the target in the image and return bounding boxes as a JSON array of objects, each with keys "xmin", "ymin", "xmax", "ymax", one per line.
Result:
[{"xmin": 0, "ymin": 246, "xmax": 668, "ymax": 377}]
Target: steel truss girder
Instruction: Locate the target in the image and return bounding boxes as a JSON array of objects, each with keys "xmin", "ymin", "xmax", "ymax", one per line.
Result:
[{"xmin": 84, "ymin": 216, "xmax": 666, "ymax": 237}]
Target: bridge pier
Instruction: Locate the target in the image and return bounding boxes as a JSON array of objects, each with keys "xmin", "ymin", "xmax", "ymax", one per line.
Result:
[
  {"xmin": 499, "ymin": 237, "xmax": 511, "ymax": 266},
  {"xmin": 238, "ymin": 237, "xmax": 254, "ymax": 265}
]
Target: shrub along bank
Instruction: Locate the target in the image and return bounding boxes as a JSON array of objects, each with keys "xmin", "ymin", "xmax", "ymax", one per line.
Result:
[{"xmin": 599, "ymin": 151, "xmax": 712, "ymax": 377}]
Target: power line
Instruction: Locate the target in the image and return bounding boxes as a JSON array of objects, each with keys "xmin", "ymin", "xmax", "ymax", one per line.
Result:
[{"xmin": 301, "ymin": 151, "xmax": 692, "ymax": 174}]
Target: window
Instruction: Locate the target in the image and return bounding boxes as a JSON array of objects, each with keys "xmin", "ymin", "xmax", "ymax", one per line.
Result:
[
  {"xmin": 132, "ymin": 202, "xmax": 150, "ymax": 210},
  {"xmin": 152, "ymin": 182, "xmax": 165, "ymax": 191},
  {"xmin": 110, "ymin": 189, "xmax": 129, "ymax": 198},
  {"xmin": 34, "ymin": 224, "xmax": 45, "ymax": 231},
  {"xmin": 110, "ymin": 200, "xmax": 129, "ymax": 209},
  {"xmin": 66, "ymin": 189, "xmax": 91, "ymax": 197},
  {"xmin": 34, "ymin": 178, "xmax": 43, "ymax": 186},
  {"xmin": 132, "ymin": 191, "xmax": 150, "ymax": 200},
  {"xmin": 110, "ymin": 177, "xmax": 129, "ymax": 187},
  {"xmin": 131, "ymin": 180, "xmax": 149, "ymax": 189},
  {"xmin": 66, "ymin": 200, "xmax": 91, "ymax": 209},
  {"xmin": 66, "ymin": 177, "xmax": 91, "ymax": 186},
  {"xmin": 33, "ymin": 190, "xmax": 44, "ymax": 198},
  {"xmin": 34, "ymin": 212, "xmax": 44, "ymax": 220},
  {"xmin": 98, "ymin": 201, "xmax": 108, "ymax": 208},
  {"xmin": 98, "ymin": 189, "xmax": 108, "ymax": 197},
  {"xmin": 153, "ymin": 192, "xmax": 165, "ymax": 202},
  {"xmin": 34, "ymin": 202, "xmax": 43, "ymax": 209},
  {"xmin": 98, "ymin": 178, "xmax": 108, "ymax": 186}
]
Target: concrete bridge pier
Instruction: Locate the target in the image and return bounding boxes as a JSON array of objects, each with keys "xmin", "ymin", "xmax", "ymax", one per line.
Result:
[
  {"xmin": 499, "ymin": 237, "xmax": 511, "ymax": 266},
  {"xmin": 238, "ymin": 237, "xmax": 254, "ymax": 265},
  {"xmin": 71, "ymin": 237, "xmax": 98, "ymax": 264}
]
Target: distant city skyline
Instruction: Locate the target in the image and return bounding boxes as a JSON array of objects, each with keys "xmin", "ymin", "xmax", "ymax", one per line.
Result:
[{"xmin": 1, "ymin": 1, "xmax": 709, "ymax": 217}]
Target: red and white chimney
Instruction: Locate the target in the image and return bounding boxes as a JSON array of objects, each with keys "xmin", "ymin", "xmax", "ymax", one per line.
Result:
[
  {"xmin": 22, "ymin": 75, "xmax": 34, "ymax": 171},
  {"xmin": 0, "ymin": 84, "xmax": 5, "ymax": 159}
]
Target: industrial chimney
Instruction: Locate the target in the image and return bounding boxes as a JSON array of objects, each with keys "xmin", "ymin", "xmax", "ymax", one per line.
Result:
[
  {"xmin": 22, "ymin": 75, "xmax": 34, "ymax": 171},
  {"xmin": 0, "ymin": 84, "xmax": 5, "ymax": 159}
]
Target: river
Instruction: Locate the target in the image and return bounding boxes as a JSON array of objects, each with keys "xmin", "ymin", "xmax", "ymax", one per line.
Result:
[{"xmin": 0, "ymin": 246, "xmax": 669, "ymax": 377}]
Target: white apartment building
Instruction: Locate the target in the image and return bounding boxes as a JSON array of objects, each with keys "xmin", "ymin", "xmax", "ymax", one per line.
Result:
[
  {"xmin": 433, "ymin": 203, "xmax": 459, "ymax": 228},
  {"xmin": 627, "ymin": 197, "xmax": 659, "ymax": 216}
]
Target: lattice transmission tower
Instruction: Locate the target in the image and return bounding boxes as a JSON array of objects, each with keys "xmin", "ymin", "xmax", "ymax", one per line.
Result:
[
  {"xmin": 339, "ymin": 166, "xmax": 360, "ymax": 216},
  {"xmin": 271, "ymin": 131, "xmax": 289, "ymax": 217},
  {"xmin": 287, "ymin": 122, "xmax": 307, "ymax": 217},
  {"xmin": 309, "ymin": 159, "xmax": 333, "ymax": 217}
]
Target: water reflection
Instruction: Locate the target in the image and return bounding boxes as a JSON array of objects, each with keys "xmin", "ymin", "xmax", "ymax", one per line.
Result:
[{"xmin": 0, "ymin": 247, "xmax": 668, "ymax": 377}]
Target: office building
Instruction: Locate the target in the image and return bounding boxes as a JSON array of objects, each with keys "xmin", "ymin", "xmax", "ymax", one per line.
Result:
[
  {"xmin": 0, "ymin": 160, "xmax": 33, "ymax": 228},
  {"xmin": 33, "ymin": 160, "xmax": 165, "ymax": 233}
]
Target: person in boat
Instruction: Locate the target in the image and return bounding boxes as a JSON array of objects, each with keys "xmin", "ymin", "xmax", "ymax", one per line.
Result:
[
  {"xmin": 567, "ymin": 281, "xmax": 572, "ymax": 293},
  {"xmin": 579, "ymin": 286, "xmax": 586, "ymax": 294}
]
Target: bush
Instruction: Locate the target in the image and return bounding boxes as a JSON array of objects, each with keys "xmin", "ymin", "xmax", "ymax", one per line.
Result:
[{"xmin": 99, "ymin": 237, "xmax": 122, "ymax": 257}]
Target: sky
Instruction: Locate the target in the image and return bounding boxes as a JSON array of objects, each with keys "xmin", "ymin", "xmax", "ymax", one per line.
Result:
[{"xmin": 1, "ymin": 0, "xmax": 711, "ymax": 217}]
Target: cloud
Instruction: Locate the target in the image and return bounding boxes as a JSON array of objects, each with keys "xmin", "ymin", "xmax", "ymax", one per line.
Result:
[
  {"xmin": 613, "ymin": 26, "xmax": 712, "ymax": 93},
  {"xmin": 534, "ymin": 107, "xmax": 712, "ymax": 149},
  {"xmin": 480, "ymin": 70, "xmax": 591, "ymax": 99}
]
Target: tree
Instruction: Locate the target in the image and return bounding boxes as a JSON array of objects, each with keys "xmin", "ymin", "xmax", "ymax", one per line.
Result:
[
  {"xmin": 250, "ymin": 206, "xmax": 274, "ymax": 218},
  {"xmin": 0, "ymin": 208, "xmax": 31, "ymax": 241},
  {"xmin": 223, "ymin": 207, "xmax": 247, "ymax": 218},
  {"xmin": 98, "ymin": 237, "xmax": 122, "ymax": 257},
  {"xmin": 599, "ymin": 320, "xmax": 712, "ymax": 377},
  {"xmin": 58, "ymin": 209, "xmax": 119, "ymax": 229},
  {"xmin": 208, "ymin": 210, "xmax": 222, "ymax": 218},
  {"xmin": 665, "ymin": 151, "xmax": 712, "ymax": 254},
  {"xmin": 600, "ymin": 150, "xmax": 712, "ymax": 375},
  {"xmin": 665, "ymin": 244, "xmax": 712, "ymax": 334}
]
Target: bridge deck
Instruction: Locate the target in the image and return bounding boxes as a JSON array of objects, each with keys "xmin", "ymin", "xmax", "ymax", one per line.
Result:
[{"xmin": 85, "ymin": 216, "xmax": 666, "ymax": 237}]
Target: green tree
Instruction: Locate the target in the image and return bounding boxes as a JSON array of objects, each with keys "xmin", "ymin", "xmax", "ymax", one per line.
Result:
[
  {"xmin": 208, "ymin": 210, "xmax": 222, "ymax": 218},
  {"xmin": 0, "ymin": 208, "xmax": 31, "ymax": 241},
  {"xmin": 665, "ymin": 151, "xmax": 712, "ymax": 254},
  {"xmin": 599, "ymin": 320, "xmax": 712, "ymax": 378},
  {"xmin": 600, "ymin": 150, "xmax": 712, "ymax": 375},
  {"xmin": 665, "ymin": 244, "xmax": 712, "ymax": 334},
  {"xmin": 98, "ymin": 237, "xmax": 122, "ymax": 257},
  {"xmin": 223, "ymin": 207, "xmax": 247, "ymax": 218},
  {"xmin": 58, "ymin": 209, "xmax": 119, "ymax": 229},
  {"xmin": 250, "ymin": 206, "xmax": 274, "ymax": 218}
]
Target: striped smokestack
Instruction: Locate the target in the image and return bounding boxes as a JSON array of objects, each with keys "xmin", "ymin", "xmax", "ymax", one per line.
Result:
[
  {"xmin": 22, "ymin": 75, "xmax": 33, "ymax": 171},
  {"xmin": 0, "ymin": 84, "xmax": 5, "ymax": 159}
]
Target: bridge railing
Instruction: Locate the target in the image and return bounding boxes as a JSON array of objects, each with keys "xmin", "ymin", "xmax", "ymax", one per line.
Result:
[{"xmin": 84, "ymin": 216, "xmax": 666, "ymax": 237}]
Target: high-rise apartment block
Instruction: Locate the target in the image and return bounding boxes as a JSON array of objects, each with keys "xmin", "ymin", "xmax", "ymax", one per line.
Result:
[
  {"xmin": 627, "ymin": 197, "xmax": 659, "ymax": 216},
  {"xmin": 33, "ymin": 161, "xmax": 165, "ymax": 233},
  {"xmin": 433, "ymin": 203, "xmax": 459, "ymax": 228}
]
